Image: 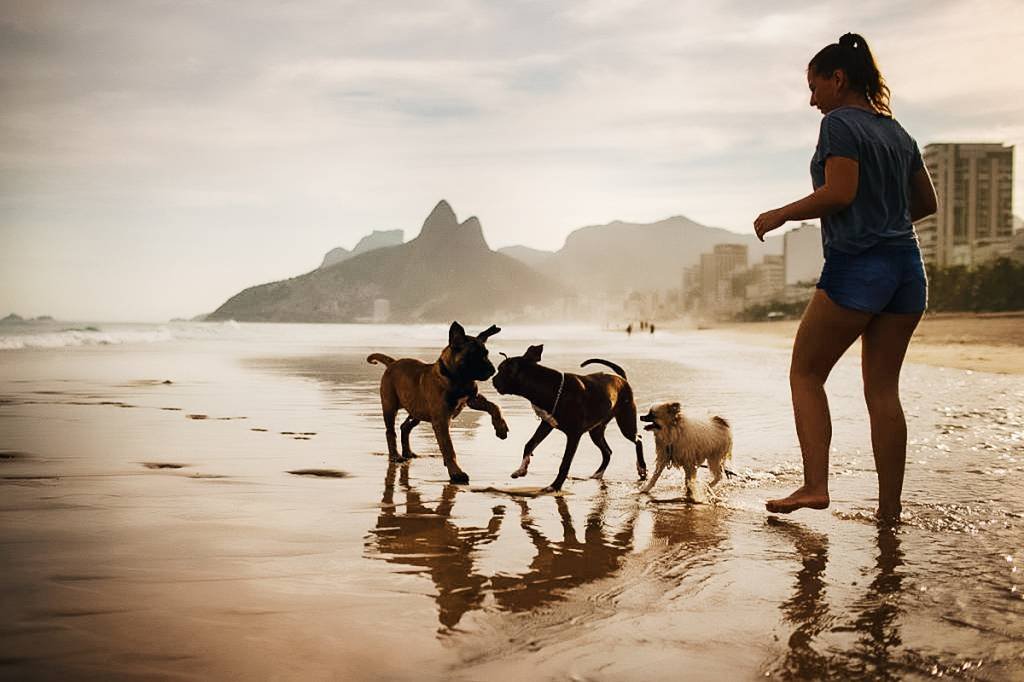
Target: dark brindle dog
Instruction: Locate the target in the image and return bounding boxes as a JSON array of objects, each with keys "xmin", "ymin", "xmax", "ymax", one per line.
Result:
[
  {"xmin": 491, "ymin": 344, "xmax": 647, "ymax": 492},
  {"xmin": 367, "ymin": 322, "xmax": 508, "ymax": 484}
]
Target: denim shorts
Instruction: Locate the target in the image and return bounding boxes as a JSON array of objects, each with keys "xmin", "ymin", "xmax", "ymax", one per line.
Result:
[{"xmin": 816, "ymin": 241, "xmax": 928, "ymax": 315}]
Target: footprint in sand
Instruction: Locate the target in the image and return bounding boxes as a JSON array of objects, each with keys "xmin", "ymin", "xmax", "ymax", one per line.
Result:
[
  {"xmin": 287, "ymin": 469, "xmax": 350, "ymax": 479},
  {"xmin": 186, "ymin": 414, "xmax": 208, "ymax": 420},
  {"xmin": 142, "ymin": 462, "xmax": 188, "ymax": 470}
]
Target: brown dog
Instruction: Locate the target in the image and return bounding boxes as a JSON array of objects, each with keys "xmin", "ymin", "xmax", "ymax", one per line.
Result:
[
  {"xmin": 367, "ymin": 322, "xmax": 508, "ymax": 484},
  {"xmin": 491, "ymin": 345, "xmax": 647, "ymax": 492}
]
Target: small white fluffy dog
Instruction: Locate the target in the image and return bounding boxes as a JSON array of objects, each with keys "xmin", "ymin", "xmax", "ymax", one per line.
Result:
[{"xmin": 639, "ymin": 402, "xmax": 733, "ymax": 499}]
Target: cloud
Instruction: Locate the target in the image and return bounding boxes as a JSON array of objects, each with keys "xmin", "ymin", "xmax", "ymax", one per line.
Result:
[{"xmin": 1, "ymin": 0, "xmax": 1022, "ymax": 320}]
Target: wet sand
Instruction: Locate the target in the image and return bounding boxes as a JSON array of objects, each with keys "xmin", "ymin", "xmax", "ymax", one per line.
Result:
[
  {"xmin": 1, "ymin": 324, "xmax": 1022, "ymax": 680},
  {"xmin": 715, "ymin": 313, "xmax": 1024, "ymax": 375}
]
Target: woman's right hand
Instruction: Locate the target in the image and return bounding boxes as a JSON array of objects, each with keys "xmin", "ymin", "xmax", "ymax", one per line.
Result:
[{"xmin": 754, "ymin": 209, "xmax": 786, "ymax": 241}]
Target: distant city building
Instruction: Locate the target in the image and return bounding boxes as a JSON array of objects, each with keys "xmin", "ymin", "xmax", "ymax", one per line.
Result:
[
  {"xmin": 915, "ymin": 143, "xmax": 1014, "ymax": 267},
  {"xmin": 372, "ymin": 298, "xmax": 390, "ymax": 323},
  {"xmin": 698, "ymin": 244, "xmax": 748, "ymax": 316},
  {"xmin": 783, "ymin": 223, "xmax": 823, "ymax": 285},
  {"xmin": 745, "ymin": 254, "xmax": 785, "ymax": 305},
  {"xmin": 1010, "ymin": 229, "xmax": 1024, "ymax": 264},
  {"xmin": 680, "ymin": 263, "xmax": 701, "ymax": 307}
]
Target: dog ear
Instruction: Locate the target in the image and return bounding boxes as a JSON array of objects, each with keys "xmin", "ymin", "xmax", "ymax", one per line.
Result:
[
  {"xmin": 449, "ymin": 321, "xmax": 467, "ymax": 346},
  {"xmin": 668, "ymin": 402, "xmax": 682, "ymax": 415},
  {"xmin": 524, "ymin": 344, "xmax": 544, "ymax": 363},
  {"xmin": 477, "ymin": 324, "xmax": 501, "ymax": 341}
]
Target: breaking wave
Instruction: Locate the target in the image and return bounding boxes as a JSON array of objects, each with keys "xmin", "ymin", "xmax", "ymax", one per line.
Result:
[{"xmin": 0, "ymin": 321, "xmax": 242, "ymax": 351}]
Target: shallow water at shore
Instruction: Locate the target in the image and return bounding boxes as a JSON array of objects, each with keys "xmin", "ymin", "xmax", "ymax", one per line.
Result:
[{"xmin": 1, "ymin": 323, "xmax": 1022, "ymax": 680}]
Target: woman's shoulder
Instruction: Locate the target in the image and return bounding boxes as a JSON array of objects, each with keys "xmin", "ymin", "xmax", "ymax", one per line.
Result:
[
  {"xmin": 825, "ymin": 105, "xmax": 874, "ymax": 119},
  {"xmin": 826, "ymin": 107, "xmax": 916, "ymax": 143}
]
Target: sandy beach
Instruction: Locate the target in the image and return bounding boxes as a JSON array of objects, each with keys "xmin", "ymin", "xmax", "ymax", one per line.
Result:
[
  {"xmin": 713, "ymin": 313, "xmax": 1024, "ymax": 375},
  {"xmin": 1, "ymin": 322, "xmax": 1022, "ymax": 680}
]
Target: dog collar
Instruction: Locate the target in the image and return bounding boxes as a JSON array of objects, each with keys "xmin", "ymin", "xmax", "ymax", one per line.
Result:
[
  {"xmin": 532, "ymin": 372, "xmax": 564, "ymax": 428},
  {"xmin": 550, "ymin": 372, "xmax": 565, "ymax": 416}
]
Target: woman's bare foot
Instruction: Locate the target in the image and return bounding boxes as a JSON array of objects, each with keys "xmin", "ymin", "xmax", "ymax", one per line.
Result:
[
  {"xmin": 765, "ymin": 486, "xmax": 830, "ymax": 514},
  {"xmin": 875, "ymin": 502, "xmax": 902, "ymax": 525}
]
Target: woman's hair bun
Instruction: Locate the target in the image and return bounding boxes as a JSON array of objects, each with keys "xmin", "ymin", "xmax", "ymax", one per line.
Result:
[
  {"xmin": 838, "ymin": 33, "xmax": 861, "ymax": 49},
  {"xmin": 810, "ymin": 33, "xmax": 891, "ymax": 116}
]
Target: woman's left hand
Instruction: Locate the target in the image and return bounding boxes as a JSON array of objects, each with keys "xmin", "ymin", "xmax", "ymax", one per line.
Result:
[{"xmin": 754, "ymin": 209, "xmax": 787, "ymax": 241}]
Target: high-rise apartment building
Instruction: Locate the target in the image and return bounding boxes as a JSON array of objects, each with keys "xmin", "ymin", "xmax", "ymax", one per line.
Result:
[
  {"xmin": 744, "ymin": 255, "xmax": 785, "ymax": 305},
  {"xmin": 783, "ymin": 222, "xmax": 823, "ymax": 285},
  {"xmin": 698, "ymin": 244, "xmax": 748, "ymax": 315},
  {"xmin": 915, "ymin": 143, "xmax": 1014, "ymax": 267}
]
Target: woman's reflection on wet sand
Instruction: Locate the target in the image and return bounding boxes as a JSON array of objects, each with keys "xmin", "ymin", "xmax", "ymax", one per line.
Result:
[{"xmin": 767, "ymin": 519, "xmax": 909, "ymax": 680}]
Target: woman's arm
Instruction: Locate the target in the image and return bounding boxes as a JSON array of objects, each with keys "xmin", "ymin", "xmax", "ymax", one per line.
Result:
[
  {"xmin": 754, "ymin": 156, "xmax": 859, "ymax": 241},
  {"xmin": 908, "ymin": 166, "xmax": 938, "ymax": 222}
]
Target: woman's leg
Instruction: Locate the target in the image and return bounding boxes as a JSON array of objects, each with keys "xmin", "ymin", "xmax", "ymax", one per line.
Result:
[
  {"xmin": 766, "ymin": 290, "xmax": 873, "ymax": 513},
  {"xmin": 860, "ymin": 311, "xmax": 921, "ymax": 522}
]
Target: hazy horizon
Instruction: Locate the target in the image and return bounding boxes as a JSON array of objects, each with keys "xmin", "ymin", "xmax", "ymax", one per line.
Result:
[{"xmin": 2, "ymin": 1, "xmax": 1022, "ymax": 321}]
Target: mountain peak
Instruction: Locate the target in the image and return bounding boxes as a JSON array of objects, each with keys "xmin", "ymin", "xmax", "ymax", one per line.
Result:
[
  {"xmin": 459, "ymin": 216, "xmax": 490, "ymax": 251},
  {"xmin": 421, "ymin": 200, "xmax": 458, "ymax": 236},
  {"xmin": 414, "ymin": 201, "xmax": 489, "ymax": 252}
]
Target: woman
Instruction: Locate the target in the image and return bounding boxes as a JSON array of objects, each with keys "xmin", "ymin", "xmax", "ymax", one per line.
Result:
[{"xmin": 753, "ymin": 33, "xmax": 937, "ymax": 521}]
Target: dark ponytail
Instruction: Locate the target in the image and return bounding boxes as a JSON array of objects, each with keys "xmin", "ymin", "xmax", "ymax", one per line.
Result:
[{"xmin": 809, "ymin": 33, "xmax": 892, "ymax": 117}]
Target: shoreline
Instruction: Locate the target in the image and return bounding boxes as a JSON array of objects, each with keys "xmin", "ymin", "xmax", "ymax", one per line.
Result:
[{"xmin": 681, "ymin": 312, "xmax": 1024, "ymax": 375}]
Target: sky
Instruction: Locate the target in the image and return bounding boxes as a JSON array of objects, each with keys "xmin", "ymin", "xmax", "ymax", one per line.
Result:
[{"xmin": 2, "ymin": 0, "xmax": 1023, "ymax": 321}]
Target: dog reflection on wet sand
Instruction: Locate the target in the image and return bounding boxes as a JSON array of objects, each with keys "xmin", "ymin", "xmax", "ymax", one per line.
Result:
[
  {"xmin": 640, "ymin": 401, "xmax": 733, "ymax": 500},
  {"xmin": 366, "ymin": 465, "xmax": 640, "ymax": 627},
  {"xmin": 367, "ymin": 462, "xmax": 506, "ymax": 629}
]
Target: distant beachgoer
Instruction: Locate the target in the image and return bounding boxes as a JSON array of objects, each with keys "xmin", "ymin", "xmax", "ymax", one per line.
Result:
[
  {"xmin": 626, "ymin": 324, "xmax": 633, "ymax": 336},
  {"xmin": 649, "ymin": 324, "xmax": 655, "ymax": 334},
  {"xmin": 753, "ymin": 33, "xmax": 937, "ymax": 521}
]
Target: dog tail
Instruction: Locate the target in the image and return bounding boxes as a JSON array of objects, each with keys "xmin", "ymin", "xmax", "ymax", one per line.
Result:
[
  {"xmin": 581, "ymin": 358, "xmax": 627, "ymax": 379},
  {"xmin": 714, "ymin": 415, "xmax": 735, "ymax": 470},
  {"xmin": 367, "ymin": 353, "xmax": 396, "ymax": 367}
]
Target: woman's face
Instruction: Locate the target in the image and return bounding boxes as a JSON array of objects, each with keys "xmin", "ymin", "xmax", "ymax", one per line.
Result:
[{"xmin": 807, "ymin": 68, "xmax": 844, "ymax": 115}]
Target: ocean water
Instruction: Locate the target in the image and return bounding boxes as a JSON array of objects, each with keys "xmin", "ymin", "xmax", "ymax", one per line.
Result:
[{"xmin": 0, "ymin": 321, "xmax": 1021, "ymax": 680}]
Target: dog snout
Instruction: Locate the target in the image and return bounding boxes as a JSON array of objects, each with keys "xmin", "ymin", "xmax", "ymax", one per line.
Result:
[{"xmin": 639, "ymin": 412, "xmax": 654, "ymax": 422}]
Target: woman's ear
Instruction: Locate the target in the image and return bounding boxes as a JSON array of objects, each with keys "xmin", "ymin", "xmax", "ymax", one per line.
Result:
[{"xmin": 832, "ymin": 67, "xmax": 847, "ymax": 92}]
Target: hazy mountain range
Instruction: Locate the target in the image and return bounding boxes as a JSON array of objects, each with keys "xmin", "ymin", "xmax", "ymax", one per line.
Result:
[
  {"xmin": 208, "ymin": 201, "xmax": 560, "ymax": 323},
  {"xmin": 211, "ymin": 202, "xmax": 1021, "ymax": 323},
  {"xmin": 319, "ymin": 229, "xmax": 404, "ymax": 269},
  {"xmin": 498, "ymin": 216, "xmax": 782, "ymax": 293}
]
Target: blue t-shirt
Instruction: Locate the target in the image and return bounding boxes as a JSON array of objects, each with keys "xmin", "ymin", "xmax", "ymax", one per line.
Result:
[{"xmin": 810, "ymin": 106, "xmax": 924, "ymax": 254}]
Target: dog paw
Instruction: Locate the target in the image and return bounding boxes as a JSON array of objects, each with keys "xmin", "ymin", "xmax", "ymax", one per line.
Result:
[
  {"xmin": 389, "ymin": 454, "xmax": 406, "ymax": 463},
  {"xmin": 510, "ymin": 471, "xmax": 524, "ymax": 479},
  {"xmin": 401, "ymin": 451, "xmax": 418, "ymax": 459},
  {"xmin": 637, "ymin": 471, "xmax": 648, "ymax": 481},
  {"xmin": 495, "ymin": 421, "xmax": 509, "ymax": 439},
  {"xmin": 540, "ymin": 485, "xmax": 559, "ymax": 494},
  {"xmin": 449, "ymin": 471, "xmax": 470, "ymax": 485}
]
